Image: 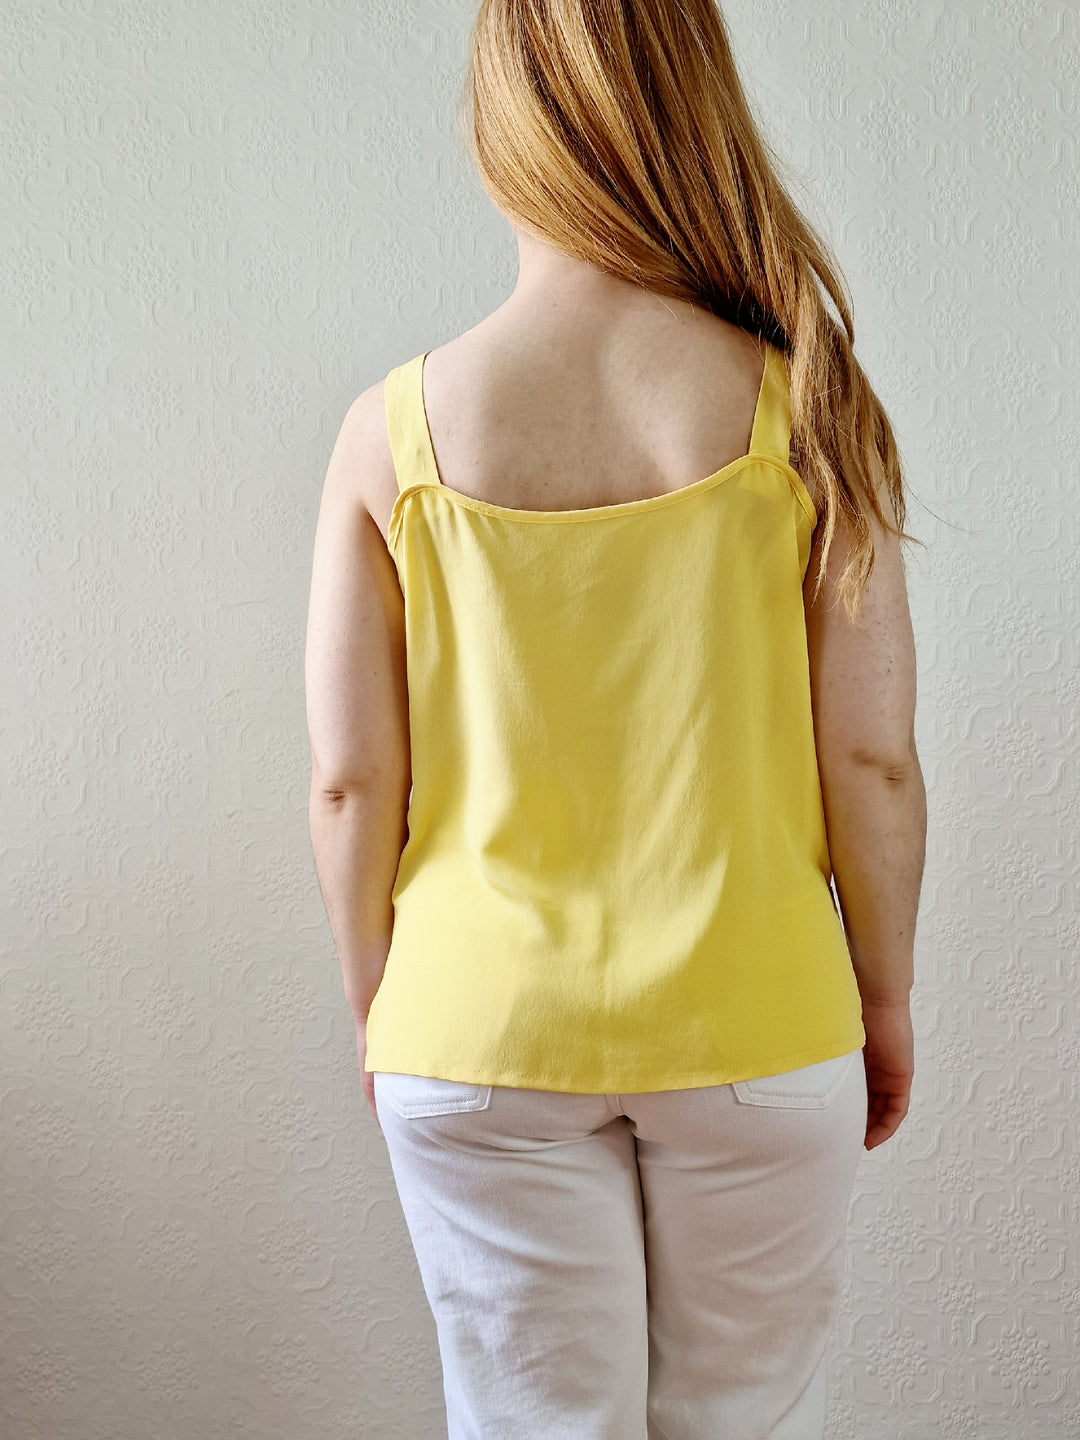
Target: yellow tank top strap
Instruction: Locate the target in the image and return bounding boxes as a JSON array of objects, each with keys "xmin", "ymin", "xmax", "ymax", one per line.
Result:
[
  {"xmin": 748, "ymin": 343, "xmax": 792, "ymax": 468},
  {"xmin": 384, "ymin": 351, "xmax": 441, "ymax": 494}
]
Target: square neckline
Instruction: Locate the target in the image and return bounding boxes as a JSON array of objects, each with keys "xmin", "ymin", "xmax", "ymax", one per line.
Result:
[{"xmin": 410, "ymin": 342, "xmax": 786, "ymax": 524}]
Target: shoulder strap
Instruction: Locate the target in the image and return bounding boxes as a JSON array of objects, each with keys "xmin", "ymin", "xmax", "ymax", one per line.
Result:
[
  {"xmin": 384, "ymin": 352, "xmax": 442, "ymax": 494},
  {"xmin": 748, "ymin": 343, "xmax": 792, "ymax": 468}
]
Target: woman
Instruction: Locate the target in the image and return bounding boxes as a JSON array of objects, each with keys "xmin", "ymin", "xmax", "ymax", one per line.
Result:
[{"xmin": 305, "ymin": 1, "xmax": 926, "ymax": 1435}]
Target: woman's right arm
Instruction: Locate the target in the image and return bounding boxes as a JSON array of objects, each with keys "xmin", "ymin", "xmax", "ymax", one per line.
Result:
[{"xmin": 803, "ymin": 482, "xmax": 927, "ymax": 1149}]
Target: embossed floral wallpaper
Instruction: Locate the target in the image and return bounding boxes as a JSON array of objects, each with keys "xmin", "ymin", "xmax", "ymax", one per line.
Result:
[{"xmin": 2, "ymin": 1, "xmax": 1077, "ymax": 1437}]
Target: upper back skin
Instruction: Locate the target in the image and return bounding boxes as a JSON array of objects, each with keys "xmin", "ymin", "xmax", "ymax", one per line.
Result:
[{"xmin": 359, "ymin": 294, "xmax": 800, "ymax": 548}]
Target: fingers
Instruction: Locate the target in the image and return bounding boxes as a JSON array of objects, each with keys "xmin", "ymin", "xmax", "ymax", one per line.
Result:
[
  {"xmin": 864, "ymin": 1089, "xmax": 910, "ymax": 1150},
  {"xmin": 365, "ymin": 1081, "xmax": 382, "ymax": 1131}
]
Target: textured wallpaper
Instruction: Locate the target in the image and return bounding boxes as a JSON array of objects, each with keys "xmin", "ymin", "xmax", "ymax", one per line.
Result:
[{"xmin": 2, "ymin": 1, "xmax": 1077, "ymax": 1437}]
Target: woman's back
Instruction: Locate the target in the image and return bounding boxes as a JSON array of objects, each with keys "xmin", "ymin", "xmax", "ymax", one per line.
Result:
[{"xmin": 361, "ymin": 281, "xmax": 864, "ymax": 1093}]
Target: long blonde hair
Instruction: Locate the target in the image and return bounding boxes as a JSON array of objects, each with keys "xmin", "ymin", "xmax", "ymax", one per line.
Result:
[{"xmin": 460, "ymin": 0, "xmax": 920, "ymax": 620}]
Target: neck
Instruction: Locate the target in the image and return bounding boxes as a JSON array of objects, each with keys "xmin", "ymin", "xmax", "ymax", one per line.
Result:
[{"xmin": 505, "ymin": 221, "xmax": 689, "ymax": 322}]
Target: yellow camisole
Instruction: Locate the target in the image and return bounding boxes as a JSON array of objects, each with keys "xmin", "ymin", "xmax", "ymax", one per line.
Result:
[{"xmin": 363, "ymin": 339, "xmax": 866, "ymax": 1092}]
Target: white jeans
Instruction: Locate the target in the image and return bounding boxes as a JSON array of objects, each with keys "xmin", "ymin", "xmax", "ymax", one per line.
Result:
[{"xmin": 373, "ymin": 1047, "xmax": 866, "ymax": 1440}]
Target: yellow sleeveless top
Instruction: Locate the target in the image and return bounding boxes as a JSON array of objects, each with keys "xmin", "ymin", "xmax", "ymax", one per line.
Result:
[{"xmin": 363, "ymin": 340, "xmax": 866, "ymax": 1093}]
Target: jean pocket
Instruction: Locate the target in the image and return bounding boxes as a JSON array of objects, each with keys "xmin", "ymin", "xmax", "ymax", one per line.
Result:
[
  {"xmin": 731, "ymin": 1049, "xmax": 860, "ymax": 1110},
  {"xmin": 373, "ymin": 1072, "xmax": 494, "ymax": 1119}
]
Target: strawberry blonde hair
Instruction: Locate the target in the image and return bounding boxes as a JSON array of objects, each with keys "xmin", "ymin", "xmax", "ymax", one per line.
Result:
[{"xmin": 460, "ymin": 0, "xmax": 920, "ymax": 619}]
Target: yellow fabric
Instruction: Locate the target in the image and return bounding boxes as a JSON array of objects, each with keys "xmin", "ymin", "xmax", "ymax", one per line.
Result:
[{"xmin": 363, "ymin": 340, "xmax": 866, "ymax": 1092}]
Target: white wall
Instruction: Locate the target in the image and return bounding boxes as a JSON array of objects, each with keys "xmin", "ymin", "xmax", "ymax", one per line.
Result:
[{"xmin": 2, "ymin": 1, "xmax": 1076, "ymax": 1436}]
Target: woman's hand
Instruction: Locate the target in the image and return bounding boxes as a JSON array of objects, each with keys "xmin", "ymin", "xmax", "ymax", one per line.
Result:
[
  {"xmin": 861, "ymin": 997, "xmax": 914, "ymax": 1151},
  {"xmin": 354, "ymin": 1017, "xmax": 381, "ymax": 1130}
]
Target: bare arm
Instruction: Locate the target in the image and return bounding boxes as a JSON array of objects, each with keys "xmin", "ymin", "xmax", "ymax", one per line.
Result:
[
  {"xmin": 305, "ymin": 383, "xmax": 411, "ymax": 1024},
  {"xmin": 804, "ymin": 492, "xmax": 927, "ymax": 1008}
]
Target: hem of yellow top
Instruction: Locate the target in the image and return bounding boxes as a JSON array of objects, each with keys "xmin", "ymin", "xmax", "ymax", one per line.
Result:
[
  {"xmin": 364, "ymin": 1031, "xmax": 867, "ymax": 1094},
  {"xmin": 386, "ymin": 453, "xmax": 818, "ymax": 558}
]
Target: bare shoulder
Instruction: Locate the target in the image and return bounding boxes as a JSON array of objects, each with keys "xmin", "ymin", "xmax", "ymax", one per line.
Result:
[
  {"xmin": 421, "ymin": 319, "xmax": 505, "ymax": 390},
  {"xmin": 323, "ymin": 377, "xmax": 399, "ymax": 544}
]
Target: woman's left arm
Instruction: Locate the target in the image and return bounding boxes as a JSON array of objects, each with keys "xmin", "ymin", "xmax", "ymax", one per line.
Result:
[{"xmin": 305, "ymin": 383, "xmax": 411, "ymax": 1030}]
